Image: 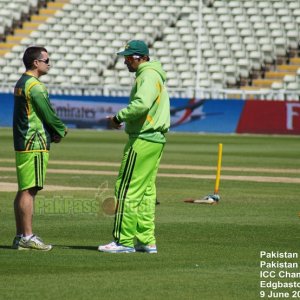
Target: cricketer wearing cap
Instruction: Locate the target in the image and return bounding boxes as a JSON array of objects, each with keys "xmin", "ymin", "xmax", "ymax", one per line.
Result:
[
  {"xmin": 99, "ymin": 40, "xmax": 170, "ymax": 254},
  {"xmin": 12, "ymin": 46, "xmax": 67, "ymax": 251}
]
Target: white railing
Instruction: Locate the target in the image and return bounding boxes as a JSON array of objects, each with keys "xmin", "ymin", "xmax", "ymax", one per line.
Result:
[{"xmin": 0, "ymin": 83, "xmax": 299, "ymax": 101}]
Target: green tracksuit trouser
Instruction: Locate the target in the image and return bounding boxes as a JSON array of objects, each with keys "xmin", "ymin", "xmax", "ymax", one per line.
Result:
[{"xmin": 113, "ymin": 137, "xmax": 164, "ymax": 247}]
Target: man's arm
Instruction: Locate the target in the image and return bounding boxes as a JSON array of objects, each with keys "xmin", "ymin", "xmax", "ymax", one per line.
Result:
[
  {"xmin": 30, "ymin": 84, "xmax": 67, "ymax": 138},
  {"xmin": 116, "ymin": 73, "xmax": 159, "ymax": 122}
]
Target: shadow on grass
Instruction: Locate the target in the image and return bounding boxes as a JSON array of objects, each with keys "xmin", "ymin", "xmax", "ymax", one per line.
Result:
[
  {"xmin": 0, "ymin": 245, "xmax": 97, "ymax": 251},
  {"xmin": 54, "ymin": 245, "xmax": 97, "ymax": 251},
  {"xmin": 0, "ymin": 246, "xmax": 14, "ymax": 250}
]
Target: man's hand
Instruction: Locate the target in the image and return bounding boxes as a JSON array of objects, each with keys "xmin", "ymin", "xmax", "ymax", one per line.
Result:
[
  {"xmin": 52, "ymin": 134, "xmax": 62, "ymax": 143},
  {"xmin": 107, "ymin": 115, "xmax": 122, "ymax": 129}
]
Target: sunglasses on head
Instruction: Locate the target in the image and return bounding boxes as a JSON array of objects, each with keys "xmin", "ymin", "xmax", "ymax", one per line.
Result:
[{"xmin": 37, "ymin": 58, "xmax": 50, "ymax": 64}]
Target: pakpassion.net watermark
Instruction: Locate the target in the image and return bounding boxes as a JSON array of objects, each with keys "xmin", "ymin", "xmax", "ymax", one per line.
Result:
[
  {"xmin": 33, "ymin": 181, "xmax": 154, "ymax": 217},
  {"xmin": 34, "ymin": 195, "xmax": 113, "ymax": 217},
  {"xmin": 34, "ymin": 181, "xmax": 115, "ymax": 217}
]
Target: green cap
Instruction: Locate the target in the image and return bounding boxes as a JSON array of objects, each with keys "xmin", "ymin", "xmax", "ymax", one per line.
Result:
[{"xmin": 117, "ymin": 40, "xmax": 149, "ymax": 56}]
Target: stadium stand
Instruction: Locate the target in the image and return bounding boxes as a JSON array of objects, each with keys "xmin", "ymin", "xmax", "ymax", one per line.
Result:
[{"xmin": 0, "ymin": 0, "xmax": 299, "ymax": 97}]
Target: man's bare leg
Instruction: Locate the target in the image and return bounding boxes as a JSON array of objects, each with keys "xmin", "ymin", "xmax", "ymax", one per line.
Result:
[
  {"xmin": 14, "ymin": 188, "xmax": 38, "ymax": 236},
  {"xmin": 13, "ymin": 187, "xmax": 52, "ymax": 251}
]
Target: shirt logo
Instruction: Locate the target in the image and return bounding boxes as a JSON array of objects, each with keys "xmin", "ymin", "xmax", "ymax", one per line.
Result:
[{"xmin": 14, "ymin": 88, "xmax": 22, "ymax": 96}]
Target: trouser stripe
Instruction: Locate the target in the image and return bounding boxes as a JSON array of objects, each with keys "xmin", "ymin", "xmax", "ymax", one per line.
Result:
[
  {"xmin": 117, "ymin": 147, "xmax": 133, "ymax": 201},
  {"xmin": 113, "ymin": 147, "xmax": 137, "ymax": 242},
  {"xmin": 113, "ymin": 147, "xmax": 136, "ymax": 241},
  {"xmin": 113, "ymin": 148, "xmax": 134, "ymax": 241},
  {"xmin": 40, "ymin": 152, "xmax": 44, "ymax": 185},
  {"xmin": 34, "ymin": 155, "xmax": 39, "ymax": 187},
  {"xmin": 33, "ymin": 153, "xmax": 44, "ymax": 188},
  {"xmin": 113, "ymin": 148, "xmax": 135, "ymax": 240},
  {"xmin": 117, "ymin": 151, "xmax": 136, "ymax": 242}
]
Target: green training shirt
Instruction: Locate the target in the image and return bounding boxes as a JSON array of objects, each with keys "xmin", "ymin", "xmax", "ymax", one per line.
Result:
[
  {"xmin": 13, "ymin": 72, "xmax": 66, "ymax": 152},
  {"xmin": 116, "ymin": 61, "xmax": 171, "ymax": 143}
]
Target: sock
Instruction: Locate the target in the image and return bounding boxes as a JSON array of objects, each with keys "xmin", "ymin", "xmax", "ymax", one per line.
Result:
[
  {"xmin": 23, "ymin": 234, "xmax": 33, "ymax": 241},
  {"xmin": 16, "ymin": 234, "xmax": 23, "ymax": 238}
]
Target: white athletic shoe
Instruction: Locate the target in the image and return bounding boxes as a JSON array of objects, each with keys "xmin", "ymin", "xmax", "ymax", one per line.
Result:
[
  {"xmin": 18, "ymin": 235, "xmax": 52, "ymax": 251},
  {"xmin": 135, "ymin": 243, "xmax": 157, "ymax": 254},
  {"xmin": 98, "ymin": 241, "xmax": 135, "ymax": 253}
]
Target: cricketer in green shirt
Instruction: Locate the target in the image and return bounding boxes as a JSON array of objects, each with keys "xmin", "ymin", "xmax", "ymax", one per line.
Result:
[
  {"xmin": 13, "ymin": 72, "xmax": 66, "ymax": 152},
  {"xmin": 115, "ymin": 60, "xmax": 170, "ymax": 143},
  {"xmin": 13, "ymin": 72, "xmax": 67, "ymax": 191},
  {"xmin": 99, "ymin": 40, "xmax": 170, "ymax": 253}
]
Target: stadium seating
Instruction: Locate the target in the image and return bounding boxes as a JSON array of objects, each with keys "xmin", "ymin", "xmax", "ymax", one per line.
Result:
[{"xmin": 0, "ymin": 0, "xmax": 299, "ymax": 94}]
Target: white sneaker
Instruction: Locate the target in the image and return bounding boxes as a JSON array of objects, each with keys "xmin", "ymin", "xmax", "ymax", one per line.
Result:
[
  {"xmin": 98, "ymin": 241, "xmax": 135, "ymax": 253},
  {"xmin": 135, "ymin": 243, "xmax": 157, "ymax": 254},
  {"xmin": 18, "ymin": 235, "xmax": 52, "ymax": 251}
]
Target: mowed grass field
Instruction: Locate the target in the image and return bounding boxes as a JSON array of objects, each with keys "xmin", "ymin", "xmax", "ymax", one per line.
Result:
[{"xmin": 0, "ymin": 127, "xmax": 299, "ymax": 300}]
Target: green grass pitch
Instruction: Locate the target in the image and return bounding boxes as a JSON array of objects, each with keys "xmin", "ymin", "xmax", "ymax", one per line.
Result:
[{"xmin": 0, "ymin": 128, "xmax": 299, "ymax": 299}]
